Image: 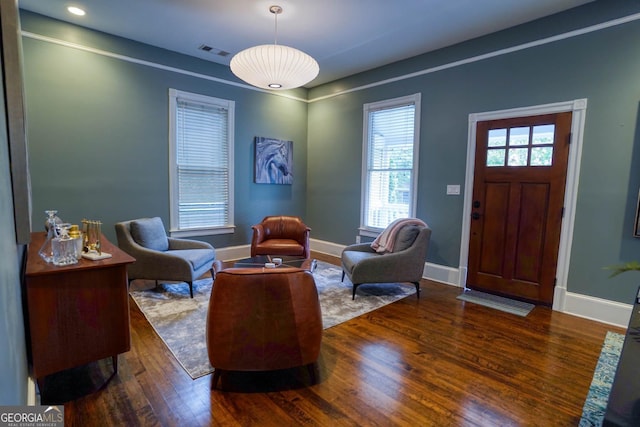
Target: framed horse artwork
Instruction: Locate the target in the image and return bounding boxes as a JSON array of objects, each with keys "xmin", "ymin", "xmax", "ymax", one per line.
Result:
[{"xmin": 254, "ymin": 137, "xmax": 293, "ymax": 184}]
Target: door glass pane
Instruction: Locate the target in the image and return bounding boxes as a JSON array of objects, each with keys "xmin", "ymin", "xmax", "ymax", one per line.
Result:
[
  {"xmin": 509, "ymin": 127, "xmax": 530, "ymax": 146},
  {"xmin": 532, "ymin": 125, "xmax": 555, "ymax": 145},
  {"xmin": 531, "ymin": 147, "xmax": 553, "ymax": 166},
  {"xmin": 488, "ymin": 129, "xmax": 507, "ymax": 147},
  {"xmin": 507, "ymin": 148, "xmax": 528, "ymax": 166},
  {"xmin": 487, "ymin": 149, "xmax": 505, "ymax": 167}
]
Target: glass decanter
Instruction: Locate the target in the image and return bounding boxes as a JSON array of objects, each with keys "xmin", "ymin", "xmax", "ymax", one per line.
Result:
[
  {"xmin": 52, "ymin": 223, "xmax": 78, "ymax": 266},
  {"xmin": 38, "ymin": 210, "xmax": 60, "ymax": 263}
]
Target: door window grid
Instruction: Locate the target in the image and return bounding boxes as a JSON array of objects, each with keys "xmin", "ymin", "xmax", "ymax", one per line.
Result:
[{"xmin": 487, "ymin": 124, "xmax": 555, "ymax": 167}]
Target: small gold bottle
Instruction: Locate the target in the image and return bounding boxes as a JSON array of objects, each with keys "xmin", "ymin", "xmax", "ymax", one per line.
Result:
[{"xmin": 69, "ymin": 224, "xmax": 83, "ymax": 259}]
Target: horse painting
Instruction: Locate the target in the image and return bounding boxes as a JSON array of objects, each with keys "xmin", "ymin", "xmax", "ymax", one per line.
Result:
[{"xmin": 254, "ymin": 137, "xmax": 293, "ymax": 184}]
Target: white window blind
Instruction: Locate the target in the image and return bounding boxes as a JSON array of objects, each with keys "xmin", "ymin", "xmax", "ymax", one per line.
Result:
[
  {"xmin": 169, "ymin": 89, "xmax": 234, "ymax": 236},
  {"xmin": 362, "ymin": 94, "xmax": 420, "ymax": 231}
]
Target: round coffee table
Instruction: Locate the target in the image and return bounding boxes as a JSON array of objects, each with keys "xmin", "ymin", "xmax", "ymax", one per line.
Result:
[{"xmin": 233, "ymin": 255, "xmax": 316, "ymax": 271}]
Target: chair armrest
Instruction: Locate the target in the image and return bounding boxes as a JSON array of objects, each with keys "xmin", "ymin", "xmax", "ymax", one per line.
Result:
[
  {"xmin": 300, "ymin": 228, "xmax": 311, "ymax": 258},
  {"xmin": 251, "ymin": 224, "xmax": 266, "ymax": 244},
  {"xmin": 168, "ymin": 237, "xmax": 213, "ymax": 251},
  {"xmin": 116, "ymin": 240, "xmax": 190, "ymax": 266},
  {"xmin": 342, "ymin": 242, "xmax": 376, "ymax": 254},
  {"xmin": 349, "ymin": 250, "xmax": 423, "ymax": 284},
  {"xmin": 115, "ymin": 222, "xmax": 199, "ymax": 280},
  {"xmin": 250, "ymin": 224, "xmax": 265, "ymax": 256},
  {"xmin": 352, "ymin": 249, "xmax": 416, "ymax": 269}
]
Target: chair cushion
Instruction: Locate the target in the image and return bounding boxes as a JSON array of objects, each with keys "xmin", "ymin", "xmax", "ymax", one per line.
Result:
[
  {"xmin": 130, "ymin": 217, "xmax": 169, "ymax": 251},
  {"xmin": 393, "ymin": 225, "xmax": 420, "ymax": 252},
  {"xmin": 254, "ymin": 239, "xmax": 304, "ymax": 256},
  {"xmin": 166, "ymin": 249, "xmax": 215, "ymax": 269}
]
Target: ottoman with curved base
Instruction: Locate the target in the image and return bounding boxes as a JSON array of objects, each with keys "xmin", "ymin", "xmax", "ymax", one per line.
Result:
[{"xmin": 206, "ymin": 267, "xmax": 322, "ymax": 389}]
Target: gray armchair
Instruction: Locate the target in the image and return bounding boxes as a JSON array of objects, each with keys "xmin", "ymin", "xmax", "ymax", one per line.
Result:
[
  {"xmin": 341, "ymin": 224, "xmax": 431, "ymax": 299},
  {"xmin": 115, "ymin": 217, "xmax": 217, "ymax": 298}
]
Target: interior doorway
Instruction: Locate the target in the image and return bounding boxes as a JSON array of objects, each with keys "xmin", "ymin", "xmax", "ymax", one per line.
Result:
[{"xmin": 459, "ymin": 100, "xmax": 587, "ymax": 310}]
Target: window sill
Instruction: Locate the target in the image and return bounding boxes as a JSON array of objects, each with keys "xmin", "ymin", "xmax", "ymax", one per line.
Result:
[
  {"xmin": 358, "ymin": 227, "xmax": 383, "ymax": 238},
  {"xmin": 169, "ymin": 225, "xmax": 235, "ymax": 238}
]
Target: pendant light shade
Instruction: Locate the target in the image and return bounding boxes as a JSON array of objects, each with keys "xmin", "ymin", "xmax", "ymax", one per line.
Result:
[{"xmin": 230, "ymin": 6, "xmax": 319, "ymax": 90}]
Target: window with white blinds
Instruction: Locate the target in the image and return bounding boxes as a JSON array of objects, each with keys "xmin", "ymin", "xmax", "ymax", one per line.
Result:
[
  {"xmin": 169, "ymin": 89, "xmax": 234, "ymax": 236},
  {"xmin": 361, "ymin": 93, "xmax": 420, "ymax": 232}
]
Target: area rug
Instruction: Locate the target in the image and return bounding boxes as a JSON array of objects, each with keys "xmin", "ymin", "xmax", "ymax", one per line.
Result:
[
  {"xmin": 456, "ymin": 289, "xmax": 535, "ymax": 317},
  {"xmin": 579, "ymin": 331, "xmax": 624, "ymax": 426},
  {"xmin": 129, "ymin": 261, "xmax": 416, "ymax": 379}
]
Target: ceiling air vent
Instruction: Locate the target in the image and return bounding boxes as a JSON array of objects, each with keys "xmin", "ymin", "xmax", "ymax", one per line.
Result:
[{"xmin": 198, "ymin": 44, "xmax": 230, "ymax": 57}]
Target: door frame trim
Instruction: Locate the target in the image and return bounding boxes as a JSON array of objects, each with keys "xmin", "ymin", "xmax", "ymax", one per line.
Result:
[{"xmin": 459, "ymin": 99, "xmax": 588, "ymax": 311}]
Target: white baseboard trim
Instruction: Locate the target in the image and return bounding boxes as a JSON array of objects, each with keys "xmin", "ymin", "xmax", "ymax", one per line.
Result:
[
  {"xmin": 423, "ymin": 263, "xmax": 461, "ymax": 287},
  {"xmin": 216, "ymin": 239, "xmax": 344, "ymax": 261},
  {"xmin": 562, "ymin": 291, "xmax": 632, "ymax": 328},
  {"xmin": 217, "ymin": 241, "xmax": 630, "ymax": 327},
  {"xmin": 28, "ymin": 375, "xmax": 37, "ymax": 405},
  {"xmin": 310, "ymin": 238, "xmax": 344, "ymax": 258},
  {"xmin": 215, "ymin": 244, "xmax": 251, "ymax": 261}
]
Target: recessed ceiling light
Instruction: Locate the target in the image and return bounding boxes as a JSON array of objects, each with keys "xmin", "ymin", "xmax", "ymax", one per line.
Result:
[{"xmin": 67, "ymin": 6, "xmax": 86, "ymax": 16}]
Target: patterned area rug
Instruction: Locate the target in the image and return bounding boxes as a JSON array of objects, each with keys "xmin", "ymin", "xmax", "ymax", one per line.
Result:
[
  {"xmin": 129, "ymin": 261, "xmax": 416, "ymax": 379},
  {"xmin": 579, "ymin": 331, "xmax": 625, "ymax": 426}
]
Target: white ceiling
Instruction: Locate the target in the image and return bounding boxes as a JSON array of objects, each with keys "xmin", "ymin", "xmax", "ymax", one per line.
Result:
[{"xmin": 18, "ymin": 0, "xmax": 595, "ymax": 87}]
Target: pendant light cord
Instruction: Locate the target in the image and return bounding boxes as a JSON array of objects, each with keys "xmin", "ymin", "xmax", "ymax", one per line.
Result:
[
  {"xmin": 274, "ymin": 10, "xmax": 278, "ymax": 45},
  {"xmin": 270, "ymin": 5, "xmax": 282, "ymax": 46}
]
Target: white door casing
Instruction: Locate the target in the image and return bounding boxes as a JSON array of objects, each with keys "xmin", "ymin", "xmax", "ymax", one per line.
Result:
[{"xmin": 459, "ymin": 99, "xmax": 587, "ymax": 311}]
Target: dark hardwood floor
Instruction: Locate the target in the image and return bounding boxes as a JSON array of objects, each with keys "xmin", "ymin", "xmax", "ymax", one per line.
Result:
[{"xmin": 40, "ymin": 254, "xmax": 624, "ymax": 426}]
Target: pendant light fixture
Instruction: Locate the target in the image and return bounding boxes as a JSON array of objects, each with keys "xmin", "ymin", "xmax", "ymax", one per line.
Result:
[{"xmin": 230, "ymin": 5, "xmax": 319, "ymax": 90}]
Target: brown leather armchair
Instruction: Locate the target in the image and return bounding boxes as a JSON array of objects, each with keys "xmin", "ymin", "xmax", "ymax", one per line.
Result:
[
  {"xmin": 250, "ymin": 215, "xmax": 311, "ymax": 258},
  {"xmin": 206, "ymin": 267, "xmax": 322, "ymax": 389}
]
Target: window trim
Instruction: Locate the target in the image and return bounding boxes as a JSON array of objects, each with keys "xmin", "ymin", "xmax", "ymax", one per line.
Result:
[
  {"xmin": 168, "ymin": 88, "xmax": 235, "ymax": 237},
  {"xmin": 360, "ymin": 93, "xmax": 421, "ymax": 235}
]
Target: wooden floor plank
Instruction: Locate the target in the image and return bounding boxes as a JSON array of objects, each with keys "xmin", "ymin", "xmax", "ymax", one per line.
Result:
[{"xmin": 39, "ymin": 256, "xmax": 624, "ymax": 426}]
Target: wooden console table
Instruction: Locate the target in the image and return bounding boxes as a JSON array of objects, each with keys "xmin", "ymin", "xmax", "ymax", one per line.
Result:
[{"xmin": 25, "ymin": 232, "xmax": 135, "ymax": 383}]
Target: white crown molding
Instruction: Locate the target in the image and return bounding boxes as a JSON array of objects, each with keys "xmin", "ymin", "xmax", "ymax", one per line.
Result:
[{"xmin": 308, "ymin": 13, "xmax": 640, "ymax": 103}]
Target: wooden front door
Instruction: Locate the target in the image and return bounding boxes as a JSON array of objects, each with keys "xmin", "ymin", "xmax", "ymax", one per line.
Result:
[{"xmin": 467, "ymin": 112, "xmax": 572, "ymax": 305}]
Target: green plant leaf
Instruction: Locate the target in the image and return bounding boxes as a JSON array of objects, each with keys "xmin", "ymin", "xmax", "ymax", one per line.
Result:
[{"xmin": 604, "ymin": 261, "xmax": 640, "ymax": 278}]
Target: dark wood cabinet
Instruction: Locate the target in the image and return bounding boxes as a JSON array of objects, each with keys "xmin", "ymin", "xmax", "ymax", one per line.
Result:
[{"xmin": 25, "ymin": 232, "xmax": 135, "ymax": 381}]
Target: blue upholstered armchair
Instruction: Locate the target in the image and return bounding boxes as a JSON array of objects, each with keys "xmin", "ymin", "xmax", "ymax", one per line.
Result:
[{"xmin": 115, "ymin": 217, "xmax": 217, "ymax": 298}]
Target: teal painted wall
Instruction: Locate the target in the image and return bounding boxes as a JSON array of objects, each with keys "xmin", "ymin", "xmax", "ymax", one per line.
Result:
[
  {"xmin": 20, "ymin": 11, "xmax": 309, "ymax": 248},
  {"xmin": 308, "ymin": 0, "xmax": 640, "ymax": 304}
]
